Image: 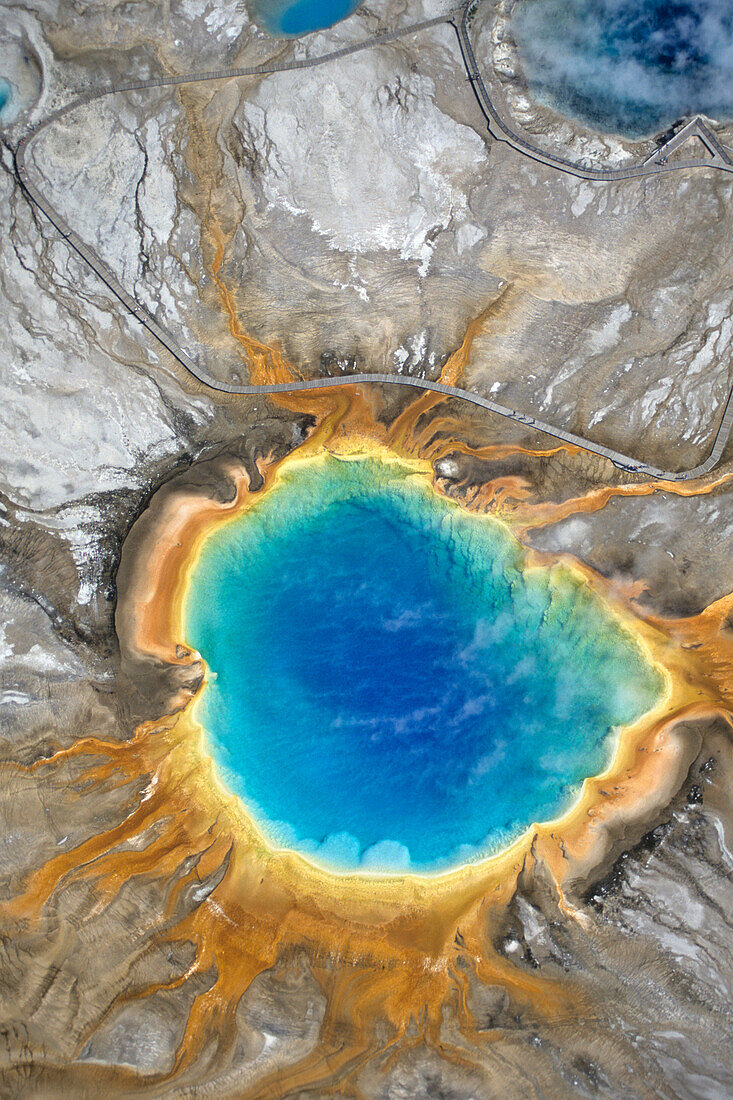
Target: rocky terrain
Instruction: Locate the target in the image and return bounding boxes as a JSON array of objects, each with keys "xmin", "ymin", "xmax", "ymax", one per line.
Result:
[{"xmin": 1, "ymin": 0, "xmax": 732, "ymax": 1095}]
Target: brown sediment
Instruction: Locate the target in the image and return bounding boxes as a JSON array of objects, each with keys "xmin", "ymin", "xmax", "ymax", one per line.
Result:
[
  {"xmin": 386, "ymin": 297, "xmax": 501, "ymax": 454},
  {"xmin": 7, "ymin": 412, "xmax": 732, "ymax": 1088},
  {"xmin": 211, "ymin": 231, "xmax": 303, "ymax": 389},
  {"xmin": 506, "ymin": 470, "xmax": 733, "ymax": 530},
  {"xmin": 210, "ymin": 224, "xmax": 389, "ymax": 457},
  {"xmin": 8, "ymin": 281, "xmax": 733, "ymax": 1088},
  {"xmin": 419, "ymin": 428, "xmax": 733, "ymax": 528},
  {"xmin": 645, "ymin": 591, "xmax": 733, "ymax": 713},
  {"xmin": 6, "ymin": 680, "xmax": 587, "ymax": 1086}
]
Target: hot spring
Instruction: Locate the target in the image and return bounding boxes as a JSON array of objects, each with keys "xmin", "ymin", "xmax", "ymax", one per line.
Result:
[
  {"xmin": 0, "ymin": 79, "xmax": 15, "ymax": 117},
  {"xmin": 511, "ymin": 0, "xmax": 733, "ymax": 138},
  {"xmin": 183, "ymin": 454, "xmax": 663, "ymax": 875},
  {"xmin": 251, "ymin": 0, "xmax": 362, "ymax": 37}
]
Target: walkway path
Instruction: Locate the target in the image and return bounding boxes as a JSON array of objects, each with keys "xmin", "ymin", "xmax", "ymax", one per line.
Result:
[{"xmin": 10, "ymin": 0, "xmax": 733, "ymax": 482}]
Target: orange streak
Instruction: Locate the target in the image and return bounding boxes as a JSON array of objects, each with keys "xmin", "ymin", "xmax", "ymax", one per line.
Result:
[{"xmin": 5, "ymin": 279, "xmax": 732, "ymax": 1091}]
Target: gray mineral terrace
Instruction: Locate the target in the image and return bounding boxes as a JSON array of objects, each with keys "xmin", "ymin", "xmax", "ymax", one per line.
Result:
[{"xmin": 9, "ymin": 0, "xmax": 733, "ymax": 482}]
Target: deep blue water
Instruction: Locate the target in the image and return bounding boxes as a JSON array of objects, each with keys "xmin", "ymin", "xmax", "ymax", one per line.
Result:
[
  {"xmin": 252, "ymin": 0, "xmax": 361, "ymax": 37},
  {"xmin": 512, "ymin": 0, "xmax": 733, "ymax": 137},
  {"xmin": 184, "ymin": 456, "xmax": 662, "ymax": 874}
]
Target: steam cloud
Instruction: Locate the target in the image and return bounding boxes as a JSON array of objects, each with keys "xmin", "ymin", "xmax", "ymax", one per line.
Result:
[{"xmin": 512, "ymin": 0, "xmax": 733, "ymax": 136}]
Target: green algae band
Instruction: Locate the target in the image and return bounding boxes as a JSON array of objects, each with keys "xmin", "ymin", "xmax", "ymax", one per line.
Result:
[{"xmin": 184, "ymin": 456, "xmax": 663, "ymax": 874}]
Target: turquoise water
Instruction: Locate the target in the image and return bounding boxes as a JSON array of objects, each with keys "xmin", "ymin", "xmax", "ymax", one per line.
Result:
[
  {"xmin": 252, "ymin": 0, "xmax": 361, "ymax": 36},
  {"xmin": 0, "ymin": 79, "xmax": 13, "ymax": 116},
  {"xmin": 512, "ymin": 0, "xmax": 733, "ymax": 137},
  {"xmin": 184, "ymin": 456, "xmax": 663, "ymax": 874}
]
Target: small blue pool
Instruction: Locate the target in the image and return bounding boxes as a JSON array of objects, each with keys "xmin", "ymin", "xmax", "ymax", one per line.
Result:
[{"xmin": 252, "ymin": 0, "xmax": 361, "ymax": 36}]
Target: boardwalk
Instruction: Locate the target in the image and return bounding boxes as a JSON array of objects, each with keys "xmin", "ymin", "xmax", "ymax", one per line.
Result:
[{"xmin": 9, "ymin": 0, "xmax": 733, "ymax": 481}]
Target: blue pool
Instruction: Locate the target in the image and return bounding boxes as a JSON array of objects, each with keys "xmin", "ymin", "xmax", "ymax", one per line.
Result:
[
  {"xmin": 252, "ymin": 0, "xmax": 361, "ymax": 36},
  {"xmin": 0, "ymin": 79, "xmax": 14, "ymax": 117},
  {"xmin": 184, "ymin": 455, "xmax": 662, "ymax": 874},
  {"xmin": 512, "ymin": 0, "xmax": 733, "ymax": 137}
]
